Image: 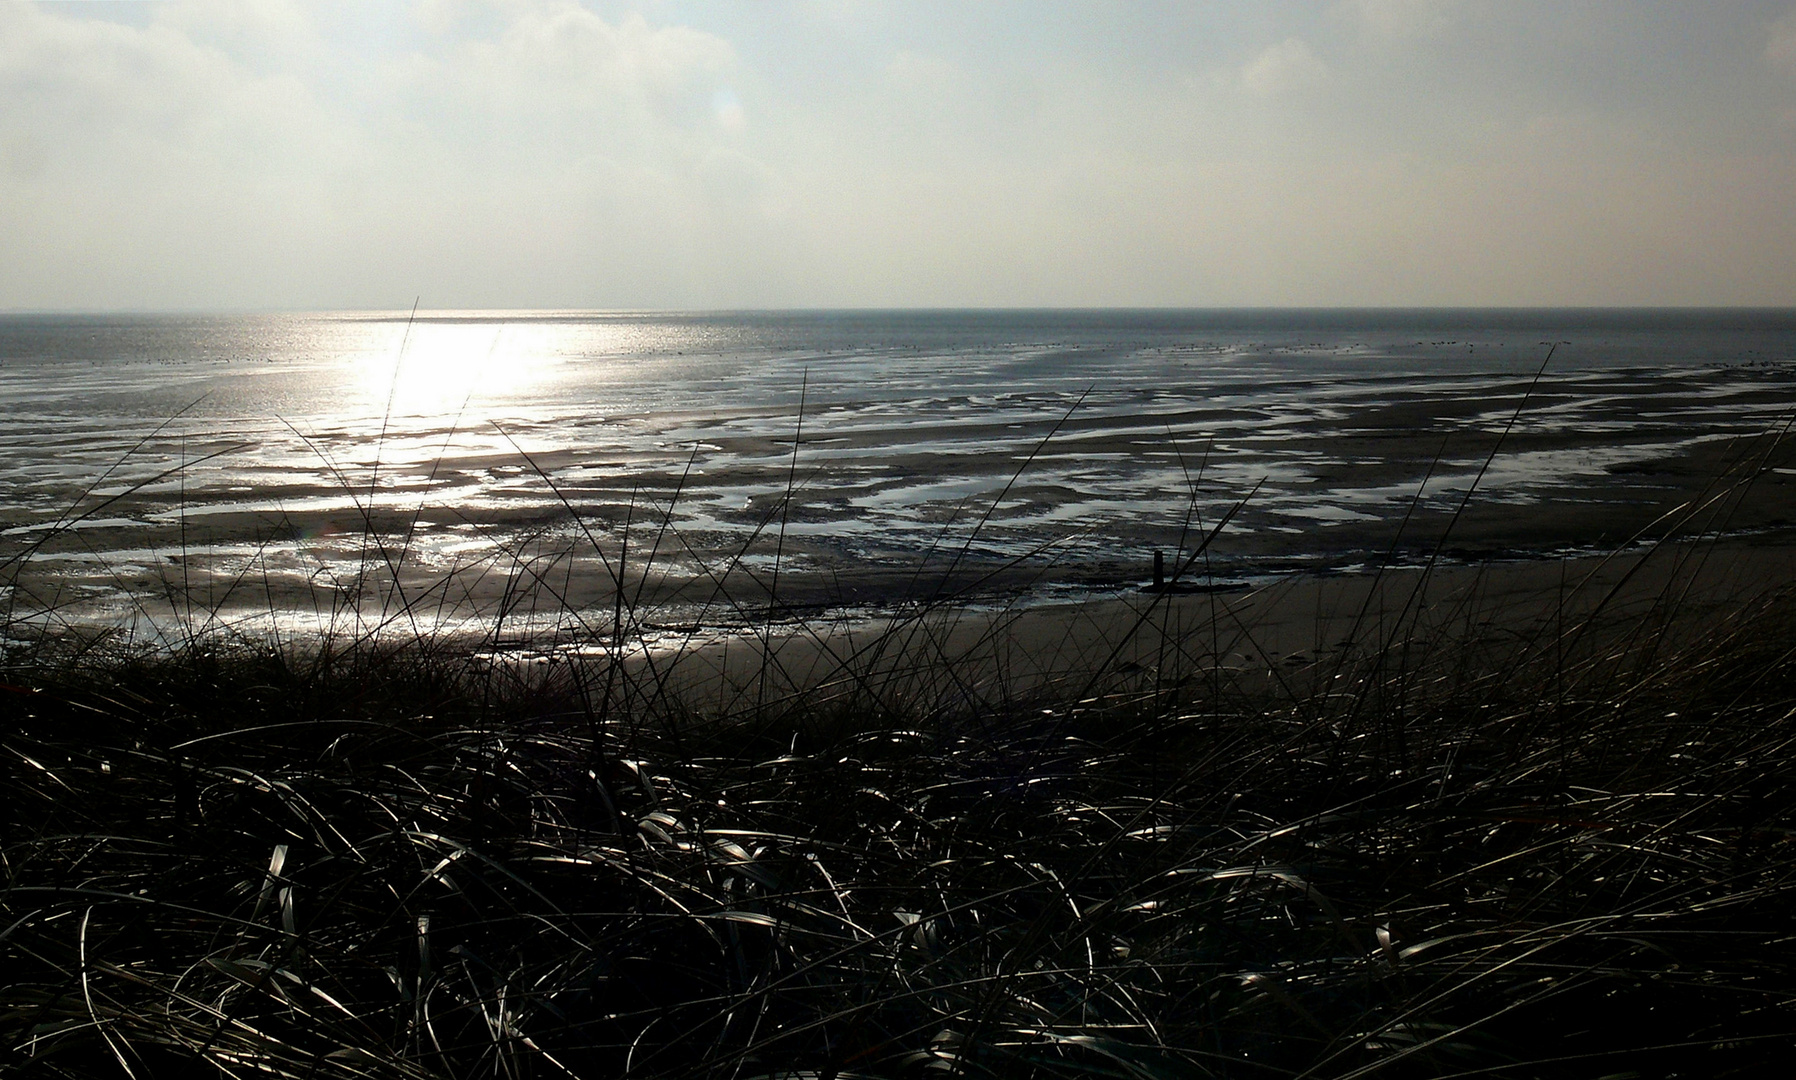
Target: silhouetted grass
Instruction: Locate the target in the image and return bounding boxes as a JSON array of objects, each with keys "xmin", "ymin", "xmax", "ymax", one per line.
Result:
[
  {"xmin": 5, "ymin": 534, "xmax": 1796, "ymax": 1079},
  {"xmin": 5, "ymin": 361, "xmax": 1796, "ymax": 1077}
]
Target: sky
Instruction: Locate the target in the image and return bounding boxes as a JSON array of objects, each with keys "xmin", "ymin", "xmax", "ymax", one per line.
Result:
[{"xmin": 4, "ymin": 0, "xmax": 1796, "ymax": 311}]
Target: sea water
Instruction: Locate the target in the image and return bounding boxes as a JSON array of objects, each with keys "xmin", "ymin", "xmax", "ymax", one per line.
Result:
[{"xmin": 2, "ymin": 309, "xmax": 1793, "ymax": 640}]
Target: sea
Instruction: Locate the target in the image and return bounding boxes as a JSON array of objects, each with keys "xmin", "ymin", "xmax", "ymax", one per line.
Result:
[{"xmin": 3, "ymin": 309, "xmax": 1794, "ymax": 643}]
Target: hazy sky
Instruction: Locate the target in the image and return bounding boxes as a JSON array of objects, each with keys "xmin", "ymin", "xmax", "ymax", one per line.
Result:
[{"xmin": 5, "ymin": 0, "xmax": 1796, "ymax": 310}]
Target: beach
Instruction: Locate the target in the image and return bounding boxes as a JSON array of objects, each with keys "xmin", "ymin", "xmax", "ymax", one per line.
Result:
[
  {"xmin": 615, "ymin": 538, "xmax": 1796, "ymax": 713},
  {"xmin": 3, "ymin": 311, "xmax": 1795, "ymax": 644},
  {"xmin": 7, "ymin": 310, "xmax": 1796, "ymax": 1078},
  {"xmin": 13, "ymin": 3, "xmax": 1796, "ymax": 1071}
]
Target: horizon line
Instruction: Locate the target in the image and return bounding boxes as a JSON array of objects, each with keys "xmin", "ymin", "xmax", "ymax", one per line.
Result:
[{"xmin": 5, "ymin": 304, "xmax": 1796, "ymax": 319}]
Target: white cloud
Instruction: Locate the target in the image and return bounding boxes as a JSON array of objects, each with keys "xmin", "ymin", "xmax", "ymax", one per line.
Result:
[
  {"xmin": 1239, "ymin": 38, "xmax": 1328, "ymax": 97},
  {"xmin": 155, "ymin": 0, "xmax": 323, "ymax": 68},
  {"xmin": 424, "ymin": 3, "xmax": 735, "ymax": 118},
  {"xmin": 712, "ymin": 88, "xmax": 747, "ymax": 131},
  {"xmin": 885, "ymin": 50, "xmax": 958, "ymax": 95},
  {"xmin": 0, "ymin": 6, "xmax": 353, "ymax": 306},
  {"xmin": 0, "ymin": 0, "xmax": 776, "ymax": 309},
  {"xmin": 1338, "ymin": 0, "xmax": 1456, "ymax": 40},
  {"xmin": 0, "ymin": 4, "xmax": 337, "ymax": 197},
  {"xmin": 2, "ymin": 1, "xmax": 1794, "ymax": 309},
  {"xmin": 415, "ymin": 0, "xmax": 476, "ymax": 37},
  {"xmin": 1769, "ymin": 8, "xmax": 1796, "ymax": 73}
]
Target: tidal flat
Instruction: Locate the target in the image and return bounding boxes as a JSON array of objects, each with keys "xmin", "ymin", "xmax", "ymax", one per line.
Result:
[{"xmin": 4, "ymin": 310, "xmax": 1796, "ymax": 1076}]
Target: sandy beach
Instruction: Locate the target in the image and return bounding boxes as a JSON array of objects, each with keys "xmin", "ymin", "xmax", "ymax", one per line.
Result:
[
  {"xmin": 12, "ymin": 3, "xmax": 1796, "ymax": 1068},
  {"xmin": 609, "ymin": 536, "xmax": 1796, "ymax": 713},
  {"xmin": 6, "ymin": 360, "xmax": 1795, "ymax": 641}
]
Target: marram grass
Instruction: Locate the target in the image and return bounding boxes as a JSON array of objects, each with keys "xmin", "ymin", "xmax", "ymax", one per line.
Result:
[
  {"xmin": 6, "ymin": 372, "xmax": 1796, "ymax": 1077},
  {"xmin": 4, "ymin": 559, "xmax": 1796, "ymax": 1079}
]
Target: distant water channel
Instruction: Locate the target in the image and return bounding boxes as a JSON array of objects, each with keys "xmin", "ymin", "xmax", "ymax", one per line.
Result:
[{"xmin": 3, "ymin": 309, "xmax": 1794, "ymax": 642}]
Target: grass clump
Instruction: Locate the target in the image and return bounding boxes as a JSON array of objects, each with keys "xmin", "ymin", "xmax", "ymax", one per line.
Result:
[{"xmin": 4, "ymin": 558, "xmax": 1796, "ymax": 1080}]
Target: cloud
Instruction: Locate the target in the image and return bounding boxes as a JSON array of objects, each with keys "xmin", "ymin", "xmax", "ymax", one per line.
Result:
[
  {"xmin": 154, "ymin": 0, "xmax": 323, "ymax": 68},
  {"xmin": 0, "ymin": 22, "xmax": 353, "ymax": 306},
  {"xmin": 1769, "ymin": 8, "xmax": 1796, "ymax": 73},
  {"xmin": 712, "ymin": 88, "xmax": 747, "ymax": 131},
  {"xmin": 2, "ymin": 1, "xmax": 1794, "ymax": 309},
  {"xmin": 0, "ymin": 4, "xmax": 338, "ymax": 208},
  {"xmin": 0, "ymin": 0, "xmax": 775, "ymax": 308},
  {"xmin": 417, "ymin": 3, "xmax": 736, "ymax": 124},
  {"xmin": 885, "ymin": 49, "xmax": 958, "ymax": 95},
  {"xmin": 1239, "ymin": 38, "xmax": 1328, "ymax": 97},
  {"xmin": 1338, "ymin": 0, "xmax": 1456, "ymax": 40}
]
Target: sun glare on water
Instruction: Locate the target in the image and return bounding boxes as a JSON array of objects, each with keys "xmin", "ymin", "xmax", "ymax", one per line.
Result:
[{"xmin": 355, "ymin": 321, "xmax": 555, "ymax": 420}]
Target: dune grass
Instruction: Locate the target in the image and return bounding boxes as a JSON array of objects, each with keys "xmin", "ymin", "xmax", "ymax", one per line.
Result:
[
  {"xmin": 5, "ymin": 527, "xmax": 1796, "ymax": 1079},
  {"xmin": 5, "ymin": 370, "xmax": 1796, "ymax": 1078}
]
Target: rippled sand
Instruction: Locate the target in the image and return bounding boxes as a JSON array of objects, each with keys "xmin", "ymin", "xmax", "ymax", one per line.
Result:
[{"xmin": 5, "ymin": 358, "xmax": 1794, "ymax": 641}]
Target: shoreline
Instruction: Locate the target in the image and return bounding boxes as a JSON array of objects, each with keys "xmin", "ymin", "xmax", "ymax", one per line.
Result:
[
  {"xmin": 8, "ymin": 529, "xmax": 1796, "ymax": 1076},
  {"xmin": 4, "ymin": 357, "xmax": 1794, "ymax": 641},
  {"xmin": 605, "ymin": 537, "xmax": 1796, "ymax": 711},
  {"xmin": 16, "ymin": 535, "xmax": 1787, "ymax": 724}
]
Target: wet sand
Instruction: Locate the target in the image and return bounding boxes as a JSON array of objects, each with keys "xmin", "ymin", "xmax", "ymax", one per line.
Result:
[
  {"xmin": 4, "ymin": 363, "xmax": 1795, "ymax": 639},
  {"xmin": 626, "ymin": 538, "xmax": 1796, "ymax": 713}
]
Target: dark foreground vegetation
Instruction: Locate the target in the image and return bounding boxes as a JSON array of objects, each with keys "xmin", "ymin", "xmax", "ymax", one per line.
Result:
[{"xmin": 5, "ymin": 567, "xmax": 1796, "ymax": 1079}]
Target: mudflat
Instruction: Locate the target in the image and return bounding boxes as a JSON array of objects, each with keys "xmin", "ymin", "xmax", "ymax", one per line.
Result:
[{"xmin": 612, "ymin": 538, "xmax": 1796, "ymax": 713}]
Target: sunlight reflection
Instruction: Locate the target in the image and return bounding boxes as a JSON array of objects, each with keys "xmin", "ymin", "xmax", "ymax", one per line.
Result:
[{"xmin": 356, "ymin": 321, "xmax": 552, "ymax": 418}]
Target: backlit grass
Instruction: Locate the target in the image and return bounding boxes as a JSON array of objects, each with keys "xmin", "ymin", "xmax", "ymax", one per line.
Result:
[{"xmin": 4, "ymin": 546, "xmax": 1796, "ymax": 1078}]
